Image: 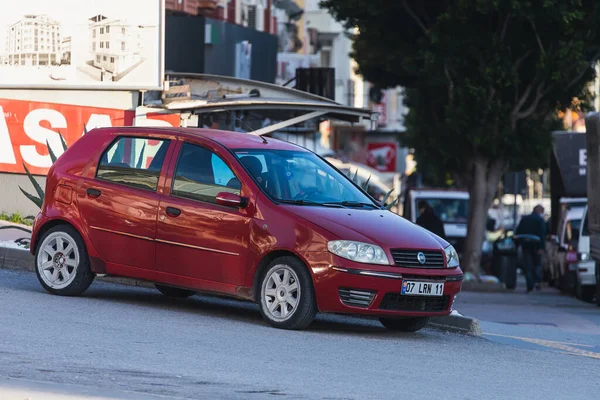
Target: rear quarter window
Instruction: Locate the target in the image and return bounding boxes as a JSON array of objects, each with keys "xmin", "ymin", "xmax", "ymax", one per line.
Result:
[{"xmin": 96, "ymin": 136, "xmax": 170, "ymax": 191}]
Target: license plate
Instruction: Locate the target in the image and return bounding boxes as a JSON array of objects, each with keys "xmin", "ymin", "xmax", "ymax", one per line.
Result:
[{"xmin": 401, "ymin": 280, "xmax": 444, "ymax": 296}]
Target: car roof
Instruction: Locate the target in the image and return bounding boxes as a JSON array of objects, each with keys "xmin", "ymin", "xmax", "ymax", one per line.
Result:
[
  {"xmin": 89, "ymin": 127, "xmax": 308, "ymax": 152},
  {"xmin": 410, "ymin": 189, "xmax": 469, "ymax": 199}
]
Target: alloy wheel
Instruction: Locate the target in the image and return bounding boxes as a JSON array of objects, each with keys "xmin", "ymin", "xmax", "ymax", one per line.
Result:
[
  {"xmin": 37, "ymin": 232, "xmax": 80, "ymax": 290},
  {"xmin": 262, "ymin": 265, "xmax": 301, "ymax": 321}
]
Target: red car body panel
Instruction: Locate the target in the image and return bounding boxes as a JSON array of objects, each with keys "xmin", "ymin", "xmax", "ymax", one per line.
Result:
[{"xmin": 31, "ymin": 127, "xmax": 462, "ymax": 317}]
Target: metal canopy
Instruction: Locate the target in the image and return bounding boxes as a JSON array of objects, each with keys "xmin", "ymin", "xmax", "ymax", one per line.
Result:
[{"xmin": 147, "ymin": 73, "xmax": 377, "ymax": 134}]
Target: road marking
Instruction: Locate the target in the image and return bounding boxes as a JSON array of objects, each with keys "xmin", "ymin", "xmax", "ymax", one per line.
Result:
[{"xmin": 483, "ymin": 332, "xmax": 600, "ymax": 360}]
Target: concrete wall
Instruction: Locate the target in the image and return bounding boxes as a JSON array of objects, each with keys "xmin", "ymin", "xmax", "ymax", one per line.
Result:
[{"xmin": 0, "ymin": 173, "xmax": 46, "ymax": 217}]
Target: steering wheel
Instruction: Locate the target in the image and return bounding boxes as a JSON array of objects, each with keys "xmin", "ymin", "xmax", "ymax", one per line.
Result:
[{"xmin": 293, "ymin": 187, "xmax": 320, "ymax": 200}]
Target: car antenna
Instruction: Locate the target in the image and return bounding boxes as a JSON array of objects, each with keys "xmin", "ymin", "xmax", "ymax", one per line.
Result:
[{"xmin": 227, "ymin": 110, "xmax": 268, "ymax": 144}]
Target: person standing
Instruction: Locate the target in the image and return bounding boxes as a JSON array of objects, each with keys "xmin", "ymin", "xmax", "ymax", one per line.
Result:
[
  {"xmin": 416, "ymin": 201, "xmax": 446, "ymax": 239},
  {"xmin": 515, "ymin": 205, "xmax": 547, "ymax": 292}
]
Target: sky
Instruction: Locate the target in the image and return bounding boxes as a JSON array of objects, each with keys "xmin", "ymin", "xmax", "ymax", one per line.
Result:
[{"xmin": 0, "ymin": 0, "xmax": 162, "ymax": 53}]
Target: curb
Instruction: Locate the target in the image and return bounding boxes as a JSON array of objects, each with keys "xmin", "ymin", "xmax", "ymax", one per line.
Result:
[
  {"xmin": 428, "ymin": 311, "xmax": 482, "ymax": 336},
  {"xmin": 0, "ymin": 245, "xmax": 154, "ymax": 289},
  {"xmin": 461, "ymin": 280, "xmax": 506, "ymax": 293}
]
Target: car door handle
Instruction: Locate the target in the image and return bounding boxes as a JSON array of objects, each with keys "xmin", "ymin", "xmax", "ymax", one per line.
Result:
[
  {"xmin": 86, "ymin": 188, "xmax": 101, "ymax": 198},
  {"xmin": 165, "ymin": 206, "xmax": 182, "ymax": 217}
]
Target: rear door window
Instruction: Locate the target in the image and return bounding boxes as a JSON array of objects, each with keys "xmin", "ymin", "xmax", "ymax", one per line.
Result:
[{"xmin": 171, "ymin": 142, "xmax": 241, "ymax": 204}]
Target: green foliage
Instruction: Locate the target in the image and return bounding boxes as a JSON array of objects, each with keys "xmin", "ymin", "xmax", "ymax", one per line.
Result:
[
  {"xmin": 19, "ymin": 130, "xmax": 69, "ymax": 209},
  {"xmin": 0, "ymin": 212, "xmax": 33, "ymax": 226},
  {"xmin": 321, "ymin": 0, "xmax": 600, "ymax": 177}
]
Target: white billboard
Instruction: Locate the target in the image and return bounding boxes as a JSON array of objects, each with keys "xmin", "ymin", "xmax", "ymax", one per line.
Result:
[{"xmin": 0, "ymin": 0, "xmax": 164, "ymax": 90}]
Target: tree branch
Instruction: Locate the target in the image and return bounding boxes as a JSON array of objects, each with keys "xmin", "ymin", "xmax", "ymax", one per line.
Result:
[
  {"xmin": 529, "ymin": 18, "xmax": 546, "ymax": 56},
  {"xmin": 402, "ymin": 0, "xmax": 428, "ymax": 34},
  {"xmin": 500, "ymin": 14, "xmax": 510, "ymax": 41},
  {"xmin": 564, "ymin": 51, "xmax": 600, "ymax": 90},
  {"xmin": 444, "ymin": 65, "xmax": 454, "ymax": 106},
  {"xmin": 515, "ymin": 84, "xmax": 546, "ymax": 120},
  {"xmin": 512, "ymin": 83, "xmax": 533, "ymax": 116}
]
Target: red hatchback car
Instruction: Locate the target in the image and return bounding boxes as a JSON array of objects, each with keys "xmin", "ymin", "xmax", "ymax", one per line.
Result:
[{"xmin": 31, "ymin": 127, "xmax": 463, "ymax": 331}]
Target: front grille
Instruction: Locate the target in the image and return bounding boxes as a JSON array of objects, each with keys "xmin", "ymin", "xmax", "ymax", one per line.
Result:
[
  {"xmin": 391, "ymin": 249, "xmax": 445, "ymax": 268},
  {"xmin": 339, "ymin": 288, "xmax": 376, "ymax": 308},
  {"xmin": 379, "ymin": 293, "xmax": 450, "ymax": 312}
]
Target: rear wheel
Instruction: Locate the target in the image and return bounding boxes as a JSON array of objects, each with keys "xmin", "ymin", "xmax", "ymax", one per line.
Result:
[
  {"xmin": 155, "ymin": 284, "xmax": 195, "ymax": 298},
  {"xmin": 258, "ymin": 256, "xmax": 317, "ymax": 330},
  {"xmin": 379, "ymin": 317, "xmax": 430, "ymax": 332},
  {"xmin": 35, "ymin": 225, "xmax": 95, "ymax": 296}
]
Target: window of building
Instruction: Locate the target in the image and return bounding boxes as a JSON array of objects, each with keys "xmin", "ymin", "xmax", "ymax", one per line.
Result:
[
  {"xmin": 172, "ymin": 143, "xmax": 241, "ymax": 204},
  {"xmin": 100, "ymin": 27, "xmax": 104, "ymax": 34},
  {"xmin": 103, "ymin": 56, "xmax": 107, "ymax": 61},
  {"xmin": 110, "ymin": 57, "xmax": 115, "ymax": 63},
  {"xmin": 121, "ymin": 42, "xmax": 125, "ymax": 51},
  {"xmin": 97, "ymin": 137, "xmax": 171, "ymax": 192},
  {"xmin": 122, "ymin": 27, "xmax": 126, "ymax": 34},
  {"xmin": 106, "ymin": 41, "xmax": 109, "ymax": 49},
  {"xmin": 100, "ymin": 42, "xmax": 104, "ymax": 48},
  {"xmin": 93, "ymin": 29, "xmax": 96, "ymax": 38},
  {"xmin": 92, "ymin": 42, "xmax": 96, "ymax": 51},
  {"xmin": 106, "ymin": 26, "xmax": 110, "ymax": 34},
  {"xmin": 96, "ymin": 55, "xmax": 101, "ymax": 63}
]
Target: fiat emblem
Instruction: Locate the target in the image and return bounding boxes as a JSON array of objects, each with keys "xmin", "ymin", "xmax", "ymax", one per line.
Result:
[{"xmin": 417, "ymin": 252, "xmax": 426, "ymax": 264}]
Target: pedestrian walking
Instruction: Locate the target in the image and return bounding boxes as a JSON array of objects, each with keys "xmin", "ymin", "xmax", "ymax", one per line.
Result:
[
  {"xmin": 416, "ymin": 200, "xmax": 446, "ymax": 239},
  {"xmin": 515, "ymin": 205, "xmax": 547, "ymax": 292}
]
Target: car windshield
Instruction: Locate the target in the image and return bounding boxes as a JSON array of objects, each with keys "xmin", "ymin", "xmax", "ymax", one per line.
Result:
[
  {"xmin": 418, "ymin": 197, "xmax": 469, "ymax": 224},
  {"xmin": 234, "ymin": 149, "xmax": 379, "ymax": 208}
]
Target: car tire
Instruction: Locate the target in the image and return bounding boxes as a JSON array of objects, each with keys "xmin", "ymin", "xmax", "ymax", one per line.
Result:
[
  {"xmin": 35, "ymin": 225, "xmax": 95, "ymax": 296},
  {"xmin": 258, "ymin": 256, "xmax": 317, "ymax": 330},
  {"xmin": 576, "ymin": 277, "xmax": 595, "ymax": 303},
  {"xmin": 379, "ymin": 317, "xmax": 430, "ymax": 332},
  {"xmin": 155, "ymin": 284, "xmax": 195, "ymax": 298}
]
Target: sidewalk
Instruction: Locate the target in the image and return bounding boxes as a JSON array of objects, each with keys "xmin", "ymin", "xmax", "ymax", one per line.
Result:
[{"xmin": 455, "ymin": 276, "xmax": 600, "ymax": 337}]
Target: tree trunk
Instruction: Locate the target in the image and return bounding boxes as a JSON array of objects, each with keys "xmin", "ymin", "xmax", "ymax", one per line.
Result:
[{"xmin": 461, "ymin": 158, "xmax": 507, "ymax": 277}]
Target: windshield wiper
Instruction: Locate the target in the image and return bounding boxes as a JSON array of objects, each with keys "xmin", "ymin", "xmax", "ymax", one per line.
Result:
[
  {"xmin": 324, "ymin": 201, "xmax": 381, "ymax": 209},
  {"xmin": 278, "ymin": 199, "xmax": 344, "ymax": 208}
]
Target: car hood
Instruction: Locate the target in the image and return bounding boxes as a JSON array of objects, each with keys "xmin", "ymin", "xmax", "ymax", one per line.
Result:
[{"xmin": 282, "ymin": 206, "xmax": 448, "ymax": 250}]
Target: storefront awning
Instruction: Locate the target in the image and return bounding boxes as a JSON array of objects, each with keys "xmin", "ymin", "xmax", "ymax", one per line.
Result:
[{"xmin": 145, "ymin": 73, "xmax": 377, "ymax": 135}]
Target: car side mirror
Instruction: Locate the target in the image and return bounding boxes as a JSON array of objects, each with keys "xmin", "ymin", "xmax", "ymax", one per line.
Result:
[{"xmin": 216, "ymin": 192, "xmax": 248, "ymax": 209}]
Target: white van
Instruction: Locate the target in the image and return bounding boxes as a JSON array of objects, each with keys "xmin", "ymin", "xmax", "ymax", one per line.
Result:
[
  {"xmin": 404, "ymin": 189, "xmax": 469, "ymax": 254},
  {"xmin": 573, "ymin": 207, "xmax": 597, "ymax": 302}
]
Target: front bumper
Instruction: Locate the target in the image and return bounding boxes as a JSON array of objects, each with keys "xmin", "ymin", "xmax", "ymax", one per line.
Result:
[
  {"xmin": 577, "ymin": 260, "xmax": 596, "ymax": 286},
  {"xmin": 305, "ymin": 253, "xmax": 463, "ymax": 317}
]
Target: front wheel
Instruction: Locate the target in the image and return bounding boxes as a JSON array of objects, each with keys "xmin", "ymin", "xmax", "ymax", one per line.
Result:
[
  {"xmin": 258, "ymin": 257, "xmax": 317, "ymax": 330},
  {"xmin": 155, "ymin": 284, "xmax": 195, "ymax": 298},
  {"xmin": 35, "ymin": 225, "xmax": 95, "ymax": 296},
  {"xmin": 379, "ymin": 317, "xmax": 430, "ymax": 332}
]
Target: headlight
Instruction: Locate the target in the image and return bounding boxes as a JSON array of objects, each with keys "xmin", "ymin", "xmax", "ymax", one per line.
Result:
[
  {"xmin": 444, "ymin": 245, "xmax": 460, "ymax": 268},
  {"xmin": 327, "ymin": 240, "xmax": 391, "ymax": 265},
  {"xmin": 580, "ymin": 252, "xmax": 590, "ymax": 261}
]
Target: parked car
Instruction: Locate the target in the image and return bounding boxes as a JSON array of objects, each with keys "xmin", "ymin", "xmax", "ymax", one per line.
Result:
[
  {"xmin": 546, "ymin": 206, "xmax": 584, "ymax": 293},
  {"xmin": 571, "ymin": 207, "xmax": 597, "ymax": 302},
  {"xmin": 30, "ymin": 127, "xmax": 463, "ymax": 332}
]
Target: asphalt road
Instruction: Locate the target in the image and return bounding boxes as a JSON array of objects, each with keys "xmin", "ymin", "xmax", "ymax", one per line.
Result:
[{"xmin": 0, "ymin": 269, "xmax": 598, "ymax": 400}]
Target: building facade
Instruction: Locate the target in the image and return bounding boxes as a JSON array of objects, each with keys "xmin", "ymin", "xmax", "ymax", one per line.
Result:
[
  {"xmin": 88, "ymin": 15, "xmax": 142, "ymax": 77},
  {"xmin": 6, "ymin": 14, "xmax": 63, "ymax": 66}
]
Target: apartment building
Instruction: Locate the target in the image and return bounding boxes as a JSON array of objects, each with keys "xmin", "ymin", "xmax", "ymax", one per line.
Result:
[
  {"xmin": 5, "ymin": 14, "xmax": 63, "ymax": 66},
  {"xmin": 88, "ymin": 14, "xmax": 142, "ymax": 76}
]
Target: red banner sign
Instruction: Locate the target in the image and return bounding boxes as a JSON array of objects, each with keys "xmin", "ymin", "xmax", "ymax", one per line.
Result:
[
  {"xmin": 0, "ymin": 99, "xmax": 180, "ymax": 176},
  {"xmin": 366, "ymin": 142, "xmax": 397, "ymax": 172}
]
